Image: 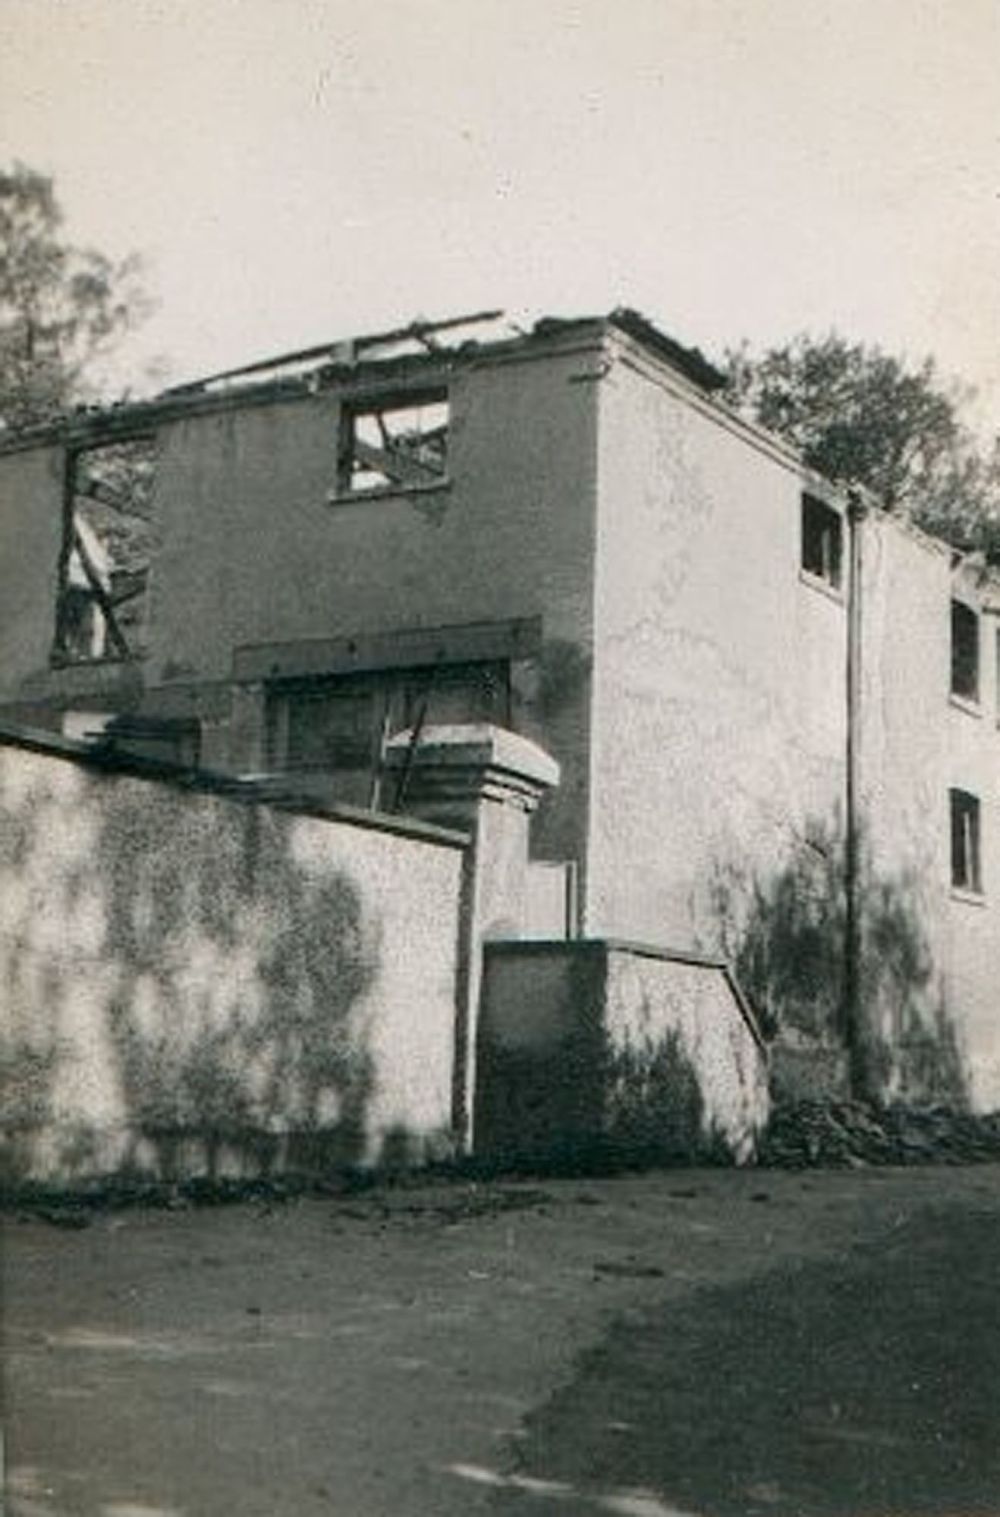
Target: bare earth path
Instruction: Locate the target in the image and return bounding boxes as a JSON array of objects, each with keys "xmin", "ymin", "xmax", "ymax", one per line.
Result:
[{"xmin": 3, "ymin": 1165, "xmax": 999, "ymax": 1517}]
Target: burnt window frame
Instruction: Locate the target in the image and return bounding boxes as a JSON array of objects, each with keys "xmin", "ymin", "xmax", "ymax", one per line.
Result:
[
  {"xmin": 950, "ymin": 599, "xmax": 980, "ymax": 705},
  {"xmin": 334, "ymin": 387, "xmax": 450, "ymax": 498},
  {"xmin": 52, "ymin": 433, "xmax": 158, "ymax": 667},
  {"xmin": 800, "ymin": 493, "xmax": 844, "ymax": 591},
  {"xmin": 950, "ymin": 788, "xmax": 982, "ymax": 895}
]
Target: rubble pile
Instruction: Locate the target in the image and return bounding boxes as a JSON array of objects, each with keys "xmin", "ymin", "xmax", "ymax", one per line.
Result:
[{"xmin": 760, "ymin": 1100, "xmax": 1000, "ymax": 1168}]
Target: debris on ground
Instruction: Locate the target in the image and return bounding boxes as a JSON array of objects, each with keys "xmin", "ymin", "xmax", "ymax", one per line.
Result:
[
  {"xmin": 4, "ymin": 1175, "xmax": 553, "ymax": 1228},
  {"xmin": 760, "ymin": 1100, "xmax": 1000, "ymax": 1168}
]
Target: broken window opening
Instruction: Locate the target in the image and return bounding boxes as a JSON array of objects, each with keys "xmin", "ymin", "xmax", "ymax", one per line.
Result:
[
  {"xmin": 54, "ymin": 437, "xmax": 159, "ymax": 664},
  {"xmin": 950, "ymin": 599, "xmax": 979, "ymax": 704},
  {"xmin": 950, "ymin": 788, "xmax": 982, "ymax": 894},
  {"xmin": 338, "ymin": 392, "xmax": 449, "ymax": 495},
  {"xmin": 801, "ymin": 494, "xmax": 843, "ymax": 590}
]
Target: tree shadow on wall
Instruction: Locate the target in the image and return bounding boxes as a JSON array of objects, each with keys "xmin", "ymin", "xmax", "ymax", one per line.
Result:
[
  {"xmin": 707, "ymin": 817, "xmax": 965, "ymax": 1105},
  {"xmin": 475, "ymin": 953, "xmax": 732, "ymax": 1174},
  {"xmin": 601, "ymin": 1023, "xmax": 732, "ymax": 1168},
  {"xmin": 0, "ymin": 751, "xmax": 383, "ymax": 1188},
  {"xmin": 95, "ymin": 783, "xmax": 381, "ymax": 1181},
  {"xmin": 0, "ymin": 777, "xmax": 66, "ymax": 1187}
]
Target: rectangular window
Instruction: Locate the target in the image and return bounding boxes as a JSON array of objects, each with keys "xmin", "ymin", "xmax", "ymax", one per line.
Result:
[
  {"xmin": 950, "ymin": 788, "xmax": 982, "ymax": 893},
  {"xmin": 337, "ymin": 391, "xmax": 449, "ymax": 495},
  {"xmin": 54, "ymin": 437, "xmax": 157, "ymax": 663},
  {"xmin": 950, "ymin": 600, "xmax": 979, "ymax": 703},
  {"xmin": 801, "ymin": 494, "xmax": 843, "ymax": 589},
  {"xmin": 267, "ymin": 659, "xmax": 510, "ymax": 808},
  {"xmin": 285, "ymin": 688, "xmax": 377, "ymax": 772}
]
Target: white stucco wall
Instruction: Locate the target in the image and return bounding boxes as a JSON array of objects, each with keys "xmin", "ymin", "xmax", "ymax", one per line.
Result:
[
  {"xmin": 0, "ymin": 445, "xmax": 64, "ymax": 693},
  {"xmin": 146, "ymin": 345, "xmax": 600, "ymax": 861},
  {"xmin": 603, "ymin": 949, "xmax": 768, "ymax": 1161},
  {"xmin": 0, "ymin": 736, "xmax": 465, "ymax": 1182},
  {"xmin": 587, "ymin": 342, "xmax": 847, "ymax": 950},
  {"xmin": 475, "ymin": 941, "xmax": 768, "ymax": 1164},
  {"xmin": 858, "ymin": 512, "xmax": 1000, "ymax": 1109},
  {"xmin": 0, "ymin": 334, "xmax": 603, "ymax": 868}
]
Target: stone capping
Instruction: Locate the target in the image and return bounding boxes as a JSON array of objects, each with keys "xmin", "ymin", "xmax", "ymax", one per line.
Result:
[
  {"xmin": 384, "ymin": 723, "xmax": 560, "ymax": 793},
  {"xmin": 0, "ymin": 721, "xmax": 469, "ymax": 850},
  {"xmin": 483, "ymin": 936, "xmax": 768, "ymax": 1055}
]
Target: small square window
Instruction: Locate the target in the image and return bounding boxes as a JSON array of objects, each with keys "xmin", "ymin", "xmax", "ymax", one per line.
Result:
[
  {"xmin": 950, "ymin": 788, "xmax": 982, "ymax": 893},
  {"xmin": 338, "ymin": 391, "xmax": 449, "ymax": 495},
  {"xmin": 801, "ymin": 494, "xmax": 843, "ymax": 589},
  {"xmin": 951, "ymin": 600, "xmax": 979, "ymax": 703}
]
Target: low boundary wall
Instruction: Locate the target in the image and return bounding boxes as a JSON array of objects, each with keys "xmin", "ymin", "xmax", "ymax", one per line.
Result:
[
  {"xmin": 475, "ymin": 940, "xmax": 769, "ymax": 1165},
  {"xmin": 0, "ymin": 728, "xmax": 467, "ymax": 1185}
]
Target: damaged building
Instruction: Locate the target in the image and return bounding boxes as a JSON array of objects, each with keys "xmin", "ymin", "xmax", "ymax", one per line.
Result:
[{"xmin": 1, "ymin": 307, "xmax": 999, "ymax": 1173}]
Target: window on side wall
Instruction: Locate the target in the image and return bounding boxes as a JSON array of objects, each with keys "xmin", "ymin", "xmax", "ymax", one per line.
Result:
[
  {"xmin": 950, "ymin": 788, "xmax": 982, "ymax": 894},
  {"xmin": 53, "ymin": 437, "xmax": 158, "ymax": 664},
  {"xmin": 337, "ymin": 391, "xmax": 449, "ymax": 495},
  {"xmin": 801, "ymin": 494, "xmax": 843, "ymax": 590},
  {"xmin": 950, "ymin": 600, "xmax": 979, "ymax": 703}
]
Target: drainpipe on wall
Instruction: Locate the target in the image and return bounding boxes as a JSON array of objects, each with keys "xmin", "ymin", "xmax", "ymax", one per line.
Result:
[{"xmin": 844, "ymin": 487, "xmax": 868, "ymax": 1099}]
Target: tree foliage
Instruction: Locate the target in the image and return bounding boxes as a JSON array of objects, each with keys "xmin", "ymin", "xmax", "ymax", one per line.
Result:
[
  {"xmin": 724, "ymin": 334, "xmax": 1000, "ymax": 559},
  {"xmin": 0, "ymin": 162, "xmax": 150, "ymax": 433}
]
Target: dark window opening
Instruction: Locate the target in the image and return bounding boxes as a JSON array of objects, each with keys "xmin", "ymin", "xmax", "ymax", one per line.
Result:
[
  {"xmin": 268, "ymin": 660, "xmax": 510, "ymax": 809},
  {"xmin": 951, "ymin": 599, "xmax": 979, "ymax": 702},
  {"xmin": 338, "ymin": 392, "xmax": 449, "ymax": 495},
  {"xmin": 54, "ymin": 437, "xmax": 158, "ymax": 664},
  {"xmin": 286, "ymin": 688, "xmax": 377, "ymax": 773},
  {"xmin": 98, "ymin": 714, "xmax": 201, "ymax": 769},
  {"xmin": 950, "ymin": 788, "xmax": 982, "ymax": 893},
  {"xmin": 801, "ymin": 494, "xmax": 843, "ymax": 589}
]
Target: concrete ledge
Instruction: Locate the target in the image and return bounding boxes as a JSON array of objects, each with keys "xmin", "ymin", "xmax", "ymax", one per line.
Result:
[
  {"xmin": 484, "ymin": 938, "xmax": 766, "ymax": 1052},
  {"xmin": 385, "ymin": 723, "xmax": 560, "ymax": 792},
  {"xmin": 384, "ymin": 725, "xmax": 561, "ymax": 834}
]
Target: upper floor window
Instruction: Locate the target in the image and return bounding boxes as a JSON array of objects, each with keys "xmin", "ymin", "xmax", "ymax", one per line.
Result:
[
  {"xmin": 950, "ymin": 788, "xmax": 982, "ymax": 894},
  {"xmin": 337, "ymin": 390, "xmax": 449, "ymax": 496},
  {"xmin": 950, "ymin": 599, "xmax": 979, "ymax": 703},
  {"xmin": 53, "ymin": 437, "xmax": 157, "ymax": 665},
  {"xmin": 801, "ymin": 494, "xmax": 843, "ymax": 590}
]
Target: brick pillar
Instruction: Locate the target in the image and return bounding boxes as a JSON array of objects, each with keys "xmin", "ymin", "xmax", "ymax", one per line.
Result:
[{"xmin": 384, "ymin": 723, "xmax": 559, "ymax": 1150}]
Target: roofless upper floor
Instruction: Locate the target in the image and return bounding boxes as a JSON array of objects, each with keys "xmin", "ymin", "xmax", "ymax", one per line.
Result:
[{"xmin": 0, "ymin": 307, "xmax": 728, "ymax": 457}]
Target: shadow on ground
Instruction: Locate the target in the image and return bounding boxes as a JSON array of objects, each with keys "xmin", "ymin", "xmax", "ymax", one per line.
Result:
[{"xmin": 487, "ymin": 1206, "xmax": 1000, "ymax": 1517}]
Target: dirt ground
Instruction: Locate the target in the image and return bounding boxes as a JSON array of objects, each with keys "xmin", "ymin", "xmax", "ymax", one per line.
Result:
[{"xmin": 3, "ymin": 1163, "xmax": 1000, "ymax": 1517}]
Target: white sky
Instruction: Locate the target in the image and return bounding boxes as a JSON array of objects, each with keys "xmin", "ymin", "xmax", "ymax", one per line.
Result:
[{"xmin": 3, "ymin": 0, "xmax": 999, "ymax": 429}]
